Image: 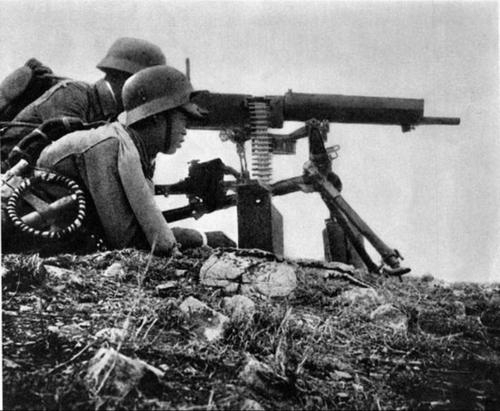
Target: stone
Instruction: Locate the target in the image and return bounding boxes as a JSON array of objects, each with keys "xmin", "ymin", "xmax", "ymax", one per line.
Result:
[
  {"xmin": 156, "ymin": 281, "xmax": 177, "ymax": 296},
  {"xmin": 179, "ymin": 297, "xmax": 229, "ymax": 342},
  {"xmin": 241, "ymin": 398, "xmax": 265, "ymax": 411},
  {"xmin": 175, "ymin": 269, "xmax": 187, "ymax": 277},
  {"xmin": 47, "ymin": 324, "xmax": 86, "ymax": 341},
  {"xmin": 239, "ymin": 356, "xmax": 274, "ymax": 392},
  {"xmin": 103, "ymin": 262, "xmax": 125, "ymax": 279},
  {"xmin": 369, "ymin": 304, "xmax": 408, "ymax": 331},
  {"xmin": 43, "ymin": 265, "xmax": 75, "ymax": 279},
  {"xmin": 290, "ymin": 312, "xmax": 322, "ymax": 331},
  {"xmin": 332, "ymin": 370, "xmax": 353, "ymax": 380},
  {"xmin": 85, "ymin": 348, "xmax": 163, "ymax": 397},
  {"xmin": 452, "ymin": 301, "xmax": 466, "ymax": 318},
  {"xmin": 3, "ymin": 358, "xmax": 20, "ymax": 369},
  {"xmin": 200, "ymin": 253, "xmax": 251, "ymax": 288},
  {"xmin": 341, "ymin": 287, "xmax": 384, "ymax": 307},
  {"xmin": 243, "ymin": 262, "xmax": 296, "ymax": 297},
  {"xmin": 94, "ymin": 327, "xmax": 127, "ymax": 344},
  {"xmin": 224, "ymin": 295, "xmax": 256, "ymax": 320},
  {"xmin": 200, "ymin": 251, "xmax": 297, "ymax": 297},
  {"xmin": 43, "ymin": 265, "xmax": 83, "ymax": 286}
]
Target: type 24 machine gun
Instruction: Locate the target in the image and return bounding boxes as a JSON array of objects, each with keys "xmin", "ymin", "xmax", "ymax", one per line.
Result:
[{"xmin": 157, "ymin": 89, "xmax": 459, "ymax": 275}]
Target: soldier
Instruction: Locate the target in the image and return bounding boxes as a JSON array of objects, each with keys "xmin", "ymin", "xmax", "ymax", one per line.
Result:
[
  {"xmin": 1, "ymin": 37, "xmax": 166, "ymax": 171},
  {"xmin": 36, "ymin": 65, "xmax": 235, "ymax": 256}
]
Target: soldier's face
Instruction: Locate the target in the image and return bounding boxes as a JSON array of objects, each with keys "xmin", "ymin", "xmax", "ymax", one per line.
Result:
[{"xmin": 165, "ymin": 110, "xmax": 187, "ymax": 154}]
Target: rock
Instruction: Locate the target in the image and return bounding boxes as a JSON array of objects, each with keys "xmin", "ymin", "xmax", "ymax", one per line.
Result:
[
  {"xmin": 179, "ymin": 297, "xmax": 229, "ymax": 341},
  {"xmin": 369, "ymin": 304, "xmax": 408, "ymax": 331},
  {"xmin": 224, "ymin": 295, "xmax": 255, "ymax": 320},
  {"xmin": 103, "ymin": 262, "xmax": 125, "ymax": 279},
  {"xmin": 179, "ymin": 296, "xmax": 212, "ymax": 313},
  {"xmin": 429, "ymin": 279, "xmax": 452, "ymax": 289},
  {"xmin": 156, "ymin": 281, "xmax": 177, "ymax": 296},
  {"xmin": 241, "ymin": 398, "xmax": 265, "ymax": 411},
  {"xmin": 290, "ymin": 312, "xmax": 322, "ymax": 331},
  {"xmin": 44, "ymin": 264, "xmax": 83, "ymax": 286},
  {"xmin": 175, "ymin": 269, "xmax": 187, "ymax": 277},
  {"xmin": 239, "ymin": 356, "xmax": 275, "ymax": 392},
  {"xmin": 200, "ymin": 252, "xmax": 297, "ymax": 297},
  {"xmin": 341, "ymin": 287, "xmax": 384, "ymax": 307},
  {"xmin": 43, "ymin": 265, "xmax": 75, "ymax": 279},
  {"xmin": 481, "ymin": 307, "xmax": 500, "ymax": 329},
  {"xmin": 94, "ymin": 327, "xmax": 127, "ymax": 344},
  {"xmin": 3, "ymin": 358, "xmax": 21, "ymax": 369},
  {"xmin": 243, "ymin": 262, "xmax": 296, "ymax": 297},
  {"xmin": 332, "ymin": 370, "xmax": 353, "ymax": 380},
  {"xmin": 452, "ymin": 301, "xmax": 466, "ymax": 318},
  {"xmin": 47, "ymin": 324, "xmax": 86, "ymax": 341},
  {"xmin": 85, "ymin": 348, "xmax": 163, "ymax": 397},
  {"xmin": 200, "ymin": 253, "xmax": 251, "ymax": 289}
]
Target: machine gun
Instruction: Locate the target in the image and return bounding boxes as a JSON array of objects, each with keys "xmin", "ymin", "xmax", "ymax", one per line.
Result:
[
  {"xmin": 158, "ymin": 89, "xmax": 459, "ymax": 275},
  {"xmin": 187, "ymin": 91, "xmax": 458, "ymax": 182},
  {"xmin": 3, "ymin": 85, "xmax": 459, "ymax": 274}
]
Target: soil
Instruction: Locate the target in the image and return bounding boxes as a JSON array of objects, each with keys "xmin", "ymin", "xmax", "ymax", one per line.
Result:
[{"xmin": 2, "ymin": 247, "xmax": 500, "ymax": 410}]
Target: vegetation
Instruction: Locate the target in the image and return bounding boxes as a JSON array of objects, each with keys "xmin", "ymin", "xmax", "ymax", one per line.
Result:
[{"xmin": 2, "ymin": 248, "xmax": 500, "ymax": 410}]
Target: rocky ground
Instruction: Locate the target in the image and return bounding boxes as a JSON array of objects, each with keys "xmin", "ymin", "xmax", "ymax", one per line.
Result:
[{"xmin": 2, "ymin": 247, "xmax": 500, "ymax": 410}]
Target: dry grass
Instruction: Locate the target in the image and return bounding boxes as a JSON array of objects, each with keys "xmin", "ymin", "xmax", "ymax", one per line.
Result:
[{"xmin": 2, "ymin": 248, "xmax": 500, "ymax": 410}]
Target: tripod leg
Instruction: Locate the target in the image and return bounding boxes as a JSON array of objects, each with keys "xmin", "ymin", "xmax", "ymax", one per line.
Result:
[
  {"xmin": 328, "ymin": 206, "xmax": 379, "ymax": 273},
  {"xmin": 305, "ymin": 162, "xmax": 410, "ymax": 275}
]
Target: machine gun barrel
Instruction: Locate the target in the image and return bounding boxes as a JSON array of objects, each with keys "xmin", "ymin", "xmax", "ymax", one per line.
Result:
[
  {"xmin": 189, "ymin": 90, "xmax": 459, "ymax": 131},
  {"xmin": 283, "ymin": 92, "xmax": 423, "ymax": 126},
  {"xmin": 418, "ymin": 116, "xmax": 461, "ymax": 126}
]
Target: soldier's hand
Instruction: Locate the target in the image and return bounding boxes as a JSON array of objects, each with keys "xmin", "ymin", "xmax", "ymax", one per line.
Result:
[
  {"xmin": 205, "ymin": 231, "xmax": 237, "ymax": 248},
  {"xmin": 171, "ymin": 227, "xmax": 205, "ymax": 249}
]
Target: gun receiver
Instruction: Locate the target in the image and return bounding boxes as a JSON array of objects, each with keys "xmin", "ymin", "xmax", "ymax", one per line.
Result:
[{"xmin": 189, "ymin": 90, "xmax": 460, "ymax": 132}]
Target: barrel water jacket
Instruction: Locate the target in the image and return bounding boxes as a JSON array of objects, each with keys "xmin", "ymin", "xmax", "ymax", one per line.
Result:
[
  {"xmin": 1, "ymin": 78, "xmax": 119, "ymax": 162},
  {"xmin": 36, "ymin": 122, "xmax": 176, "ymax": 255}
]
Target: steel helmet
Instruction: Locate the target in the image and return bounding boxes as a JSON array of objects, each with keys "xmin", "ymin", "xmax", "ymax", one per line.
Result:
[
  {"xmin": 123, "ymin": 65, "xmax": 205, "ymax": 126},
  {"xmin": 97, "ymin": 37, "xmax": 166, "ymax": 75}
]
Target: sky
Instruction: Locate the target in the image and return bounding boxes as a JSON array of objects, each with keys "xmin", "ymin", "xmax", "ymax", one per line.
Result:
[{"xmin": 1, "ymin": 0, "xmax": 499, "ymax": 282}]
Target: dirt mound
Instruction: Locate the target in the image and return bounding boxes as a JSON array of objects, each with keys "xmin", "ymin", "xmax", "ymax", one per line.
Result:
[{"xmin": 2, "ymin": 248, "xmax": 500, "ymax": 410}]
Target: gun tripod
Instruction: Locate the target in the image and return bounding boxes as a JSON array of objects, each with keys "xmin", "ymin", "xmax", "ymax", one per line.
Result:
[{"xmin": 159, "ymin": 119, "xmax": 410, "ymax": 277}]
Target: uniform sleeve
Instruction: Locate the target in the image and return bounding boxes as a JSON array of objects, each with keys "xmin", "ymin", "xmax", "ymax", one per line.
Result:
[
  {"xmin": 115, "ymin": 136, "xmax": 177, "ymax": 255},
  {"xmin": 79, "ymin": 137, "xmax": 174, "ymax": 254},
  {"xmin": 75, "ymin": 138, "xmax": 138, "ymax": 249}
]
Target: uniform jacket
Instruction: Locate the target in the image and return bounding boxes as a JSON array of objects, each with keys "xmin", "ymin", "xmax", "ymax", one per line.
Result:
[
  {"xmin": 36, "ymin": 122, "xmax": 176, "ymax": 255},
  {"xmin": 1, "ymin": 78, "xmax": 119, "ymax": 161}
]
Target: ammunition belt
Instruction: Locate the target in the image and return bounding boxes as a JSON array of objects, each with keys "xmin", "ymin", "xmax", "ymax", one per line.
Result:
[{"xmin": 248, "ymin": 98, "xmax": 272, "ymax": 183}]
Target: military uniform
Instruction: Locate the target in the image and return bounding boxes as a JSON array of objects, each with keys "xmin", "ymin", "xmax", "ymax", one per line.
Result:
[
  {"xmin": 1, "ymin": 79, "xmax": 118, "ymax": 165},
  {"xmin": 36, "ymin": 121, "xmax": 177, "ymax": 255}
]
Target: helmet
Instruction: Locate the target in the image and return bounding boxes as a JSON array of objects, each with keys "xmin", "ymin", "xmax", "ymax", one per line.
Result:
[
  {"xmin": 97, "ymin": 37, "xmax": 166, "ymax": 75},
  {"xmin": 123, "ymin": 65, "xmax": 205, "ymax": 126}
]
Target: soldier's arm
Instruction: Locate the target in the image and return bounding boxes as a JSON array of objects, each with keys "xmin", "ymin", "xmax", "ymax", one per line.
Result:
[
  {"xmin": 74, "ymin": 137, "xmax": 174, "ymax": 254},
  {"xmin": 114, "ymin": 135, "xmax": 178, "ymax": 254}
]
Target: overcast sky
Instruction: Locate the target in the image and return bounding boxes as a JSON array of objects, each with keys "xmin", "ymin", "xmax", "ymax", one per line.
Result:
[{"xmin": 1, "ymin": 0, "xmax": 499, "ymax": 282}]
